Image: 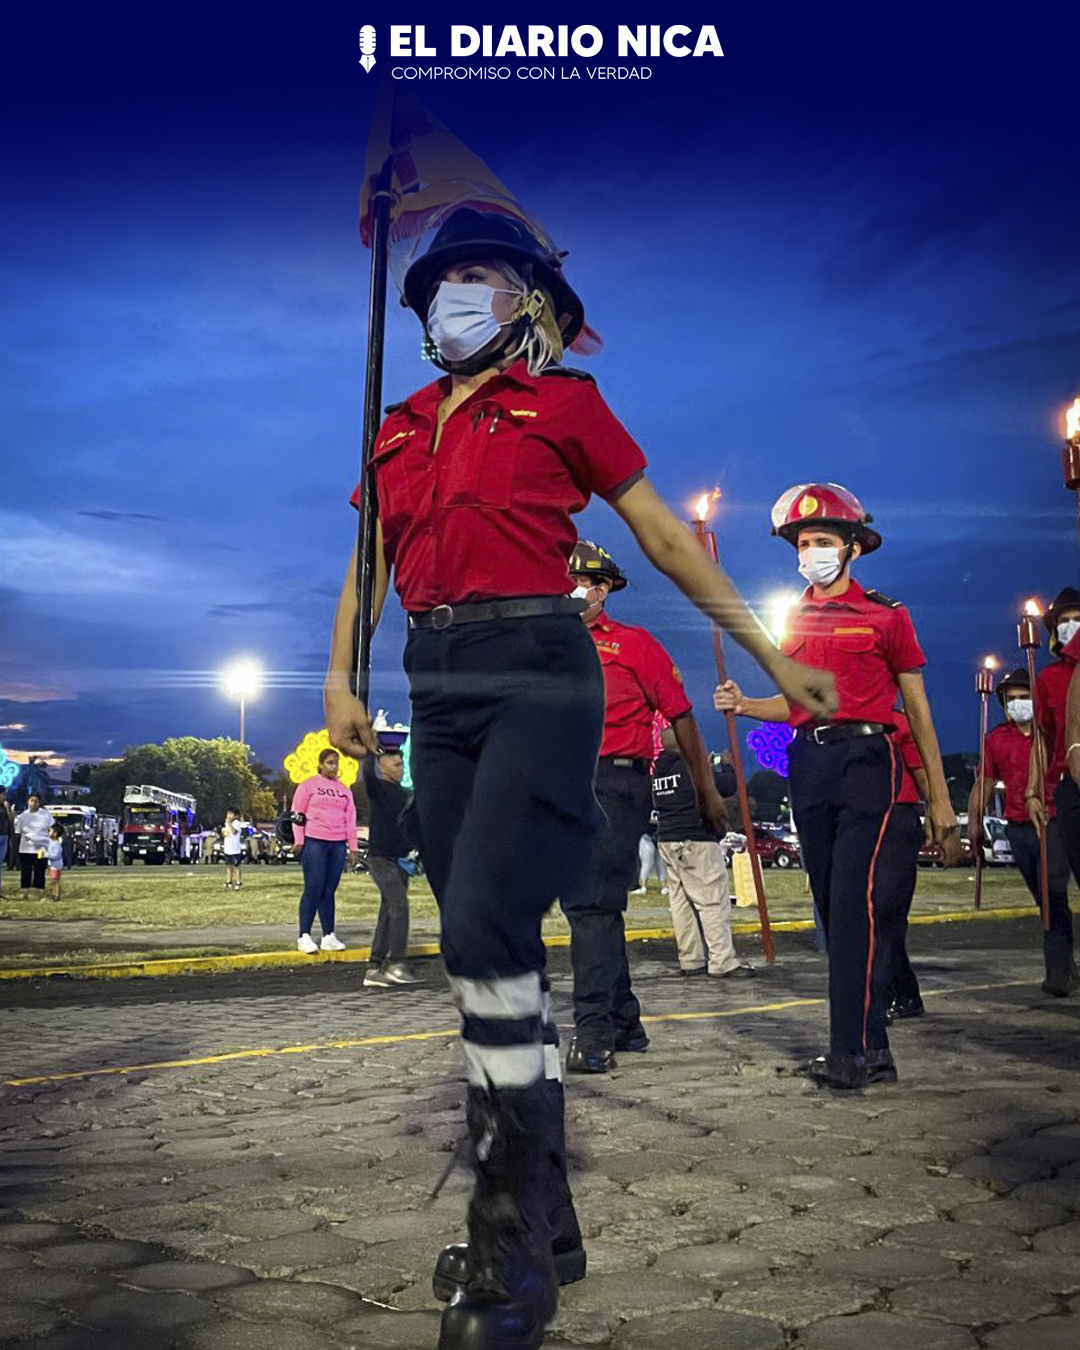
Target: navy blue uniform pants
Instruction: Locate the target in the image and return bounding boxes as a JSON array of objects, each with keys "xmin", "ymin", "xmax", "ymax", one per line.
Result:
[
  {"xmin": 872, "ymin": 802, "xmax": 923, "ymax": 1006},
  {"xmin": 405, "ymin": 614, "xmax": 605, "ymax": 1089},
  {"xmin": 1015, "ymin": 796, "xmax": 1076, "ymax": 974},
  {"xmin": 298, "ymin": 837, "xmax": 347, "ymax": 937},
  {"xmin": 789, "ymin": 732, "xmax": 900, "ymax": 1055},
  {"xmin": 560, "ymin": 760, "xmax": 652, "ymax": 1051}
]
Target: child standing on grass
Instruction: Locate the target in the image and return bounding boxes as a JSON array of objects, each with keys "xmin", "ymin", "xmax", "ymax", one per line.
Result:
[{"xmin": 46, "ymin": 824, "xmax": 64, "ymax": 901}]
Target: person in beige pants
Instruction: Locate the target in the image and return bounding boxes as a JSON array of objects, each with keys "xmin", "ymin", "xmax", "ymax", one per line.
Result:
[{"xmin": 652, "ymin": 726, "xmax": 754, "ymax": 978}]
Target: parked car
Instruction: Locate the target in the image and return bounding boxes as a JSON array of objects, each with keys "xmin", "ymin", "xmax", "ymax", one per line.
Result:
[{"xmin": 722, "ymin": 829, "xmax": 801, "ymax": 869}]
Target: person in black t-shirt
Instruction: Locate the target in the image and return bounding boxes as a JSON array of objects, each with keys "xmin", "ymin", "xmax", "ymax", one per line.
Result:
[
  {"xmin": 362, "ymin": 748, "xmax": 422, "ymax": 988},
  {"xmin": 651, "ymin": 727, "xmax": 753, "ymax": 979}
]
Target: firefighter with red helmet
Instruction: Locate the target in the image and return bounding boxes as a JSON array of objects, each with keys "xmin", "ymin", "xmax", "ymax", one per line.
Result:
[
  {"xmin": 971, "ymin": 665, "xmax": 1076, "ymax": 996},
  {"xmin": 559, "ymin": 540, "xmax": 745, "ymax": 1077},
  {"xmin": 715, "ymin": 483, "xmax": 960, "ymax": 1089},
  {"xmin": 324, "ymin": 206, "xmax": 837, "ymax": 1349}
]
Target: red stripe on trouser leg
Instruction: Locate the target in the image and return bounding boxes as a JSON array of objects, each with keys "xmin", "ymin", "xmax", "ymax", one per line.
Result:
[{"xmin": 862, "ymin": 738, "xmax": 899, "ymax": 1053}]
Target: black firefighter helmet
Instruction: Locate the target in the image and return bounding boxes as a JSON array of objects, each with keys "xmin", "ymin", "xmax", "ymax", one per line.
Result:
[
  {"xmin": 995, "ymin": 668, "xmax": 1030, "ymax": 708},
  {"xmin": 402, "ymin": 207, "xmax": 585, "ymax": 345},
  {"xmin": 569, "ymin": 539, "xmax": 627, "ymax": 592}
]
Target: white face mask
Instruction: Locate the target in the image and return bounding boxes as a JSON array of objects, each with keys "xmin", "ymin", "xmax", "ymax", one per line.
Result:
[
  {"xmin": 1006, "ymin": 698, "xmax": 1034, "ymax": 724},
  {"xmin": 798, "ymin": 547, "xmax": 844, "ymax": 588},
  {"xmin": 426, "ymin": 282, "xmax": 516, "ymax": 363},
  {"xmin": 570, "ymin": 585, "xmax": 592, "ymax": 601},
  {"xmin": 1058, "ymin": 619, "xmax": 1080, "ymax": 648}
]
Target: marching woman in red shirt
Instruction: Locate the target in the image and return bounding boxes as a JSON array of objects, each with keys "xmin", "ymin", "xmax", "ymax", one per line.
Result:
[
  {"xmin": 716, "ymin": 484, "xmax": 960, "ymax": 1091},
  {"xmin": 323, "ymin": 209, "xmax": 836, "ymax": 1350}
]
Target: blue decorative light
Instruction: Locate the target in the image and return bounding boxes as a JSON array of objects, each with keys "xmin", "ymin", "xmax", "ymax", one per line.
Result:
[
  {"xmin": 0, "ymin": 743, "xmax": 18, "ymax": 789},
  {"xmin": 746, "ymin": 722, "xmax": 795, "ymax": 778}
]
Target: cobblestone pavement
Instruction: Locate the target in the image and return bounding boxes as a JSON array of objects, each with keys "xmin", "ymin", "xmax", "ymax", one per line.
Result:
[{"xmin": 2, "ymin": 920, "xmax": 1079, "ymax": 1349}]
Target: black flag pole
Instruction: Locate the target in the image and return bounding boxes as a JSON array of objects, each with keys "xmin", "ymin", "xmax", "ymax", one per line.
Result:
[{"xmin": 354, "ymin": 154, "xmax": 395, "ymax": 708}]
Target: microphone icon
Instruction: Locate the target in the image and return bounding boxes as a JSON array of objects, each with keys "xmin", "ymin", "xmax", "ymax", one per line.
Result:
[{"xmin": 359, "ymin": 26, "xmax": 376, "ymax": 72}]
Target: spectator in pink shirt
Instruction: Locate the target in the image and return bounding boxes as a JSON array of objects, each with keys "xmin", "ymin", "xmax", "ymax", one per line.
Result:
[{"xmin": 291, "ymin": 748, "xmax": 358, "ymax": 954}]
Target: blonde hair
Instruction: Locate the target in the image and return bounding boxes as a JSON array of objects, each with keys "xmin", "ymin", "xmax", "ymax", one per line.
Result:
[{"xmin": 493, "ymin": 262, "xmax": 564, "ymax": 375}]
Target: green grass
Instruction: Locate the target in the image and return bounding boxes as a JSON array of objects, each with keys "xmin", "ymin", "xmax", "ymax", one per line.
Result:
[{"xmin": 0, "ymin": 861, "xmax": 1039, "ymax": 971}]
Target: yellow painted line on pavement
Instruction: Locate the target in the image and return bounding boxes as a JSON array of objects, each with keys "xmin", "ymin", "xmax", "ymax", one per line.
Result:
[
  {"xmin": 0, "ymin": 907, "xmax": 1037, "ymax": 984},
  {"xmin": 2, "ymin": 978, "xmax": 1034, "ymax": 1089}
]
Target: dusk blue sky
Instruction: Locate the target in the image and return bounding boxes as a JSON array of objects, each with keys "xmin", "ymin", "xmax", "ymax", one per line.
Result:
[{"xmin": 4, "ymin": 3, "xmax": 1080, "ymax": 778}]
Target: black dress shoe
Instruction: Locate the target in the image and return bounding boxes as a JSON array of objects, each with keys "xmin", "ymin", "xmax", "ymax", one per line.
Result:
[
  {"xmin": 565, "ymin": 1037, "xmax": 615, "ymax": 1074},
  {"xmin": 801, "ymin": 1051, "xmax": 868, "ymax": 1090},
  {"xmin": 1041, "ymin": 968, "xmax": 1075, "ymax": 997},
  {"xmin": 887, "ymin": 995, "xmax": 925, "ymax": 1020},
  {"xmin": 709, "ymin": 963, "xmax": 755, "ymax": 979},
  {"xmin": 866, "ymin": 1048, "xmax": 899, "ymax": 1084},
  {"xmin": 613, "ymin": 1030, "xmax": 650, "ymax": 1053}
]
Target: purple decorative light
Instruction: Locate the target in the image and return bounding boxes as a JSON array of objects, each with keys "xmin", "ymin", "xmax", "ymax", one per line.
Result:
[{"xmin": 746, "ymin": 722, "xmax": 795, "ymax": 778}]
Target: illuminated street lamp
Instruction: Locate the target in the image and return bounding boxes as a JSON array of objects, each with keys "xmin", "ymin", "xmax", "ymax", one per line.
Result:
[{"xmin": 222, "ymin": 659, "xmax": 262, "ymax": 745}]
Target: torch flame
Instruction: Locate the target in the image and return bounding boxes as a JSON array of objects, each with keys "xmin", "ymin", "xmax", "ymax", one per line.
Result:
[
  {"xmin": 982, "ymin": 655, "xmax": 998, "ymax": 670},
  {"xmin": 692, "ymin": 488, "xmax": 722, "ymax": 522},
  {"xmin": 1024, "ymin": 598, "xmax": 1043, "ymax": 617},
  {"xmin": 1067, "ymin": 397, "xmax": 1080, "ymax": 441}
]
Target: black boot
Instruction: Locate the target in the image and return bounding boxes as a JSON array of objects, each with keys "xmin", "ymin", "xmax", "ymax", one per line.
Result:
[
  {"xmin": 434, "ymin": 1080, "xmax": 586, "ymax": 1302},
  {"xmin": 437, "ymin": 1083, "xmax": 558, "ymax": 1350}
]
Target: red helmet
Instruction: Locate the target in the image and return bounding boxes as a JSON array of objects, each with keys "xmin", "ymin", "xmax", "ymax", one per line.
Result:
[{"xmin": 770, "ymin": 483, "xmax": 882, "ymax": 554}]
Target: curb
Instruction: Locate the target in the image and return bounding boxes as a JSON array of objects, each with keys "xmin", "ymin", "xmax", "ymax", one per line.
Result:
[{"xmin": 0, "ymin": 906, "xmax": 1037, "ymax": 983}]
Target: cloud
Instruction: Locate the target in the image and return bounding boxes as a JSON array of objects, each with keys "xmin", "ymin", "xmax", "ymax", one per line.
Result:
[{"xmin": 78, "ymin": 509, "xmax": 164, "ymax": 524}]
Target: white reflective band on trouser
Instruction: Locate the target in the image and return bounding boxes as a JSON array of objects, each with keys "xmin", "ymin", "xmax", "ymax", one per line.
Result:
[
  {"xmin": 448, "ymin": 973, "xmax": 543, "ymax": 1019},
  {"xmin": 544, "ymin": 1044, "xmax": 562, "ymax": 1083},
  {"xmin": 462, "ymin": 1041, "xmax": 545, "ymax": 1089}
]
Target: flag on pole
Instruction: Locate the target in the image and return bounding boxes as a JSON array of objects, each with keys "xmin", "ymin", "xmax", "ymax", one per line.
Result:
[{"xmin": 360, "ymin": 84, "xmax": 599, "ymax": 351}]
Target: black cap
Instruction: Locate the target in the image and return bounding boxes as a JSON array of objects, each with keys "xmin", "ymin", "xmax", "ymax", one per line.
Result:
[
  {"xmin": 569, "ymin": 539, "xmax": 627, "ymax": 592},
  {"xmin": 403, "ymin": 208, "xmax": 584, "ymax": 343},
  {"xmin": 995, "ymin": 667, "xmax": 1031, "ymax": 707},
  {"xmin": 1044, "ymin": 587, "xmax": 1080, "ymax": 649}
]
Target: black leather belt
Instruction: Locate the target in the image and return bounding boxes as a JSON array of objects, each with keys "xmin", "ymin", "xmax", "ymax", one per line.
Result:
[
  {"xmin": 601, "ymin": 756, "xmax": 650, "ymax": 772},
  {"xmin": 798, "ymin": 721, "xmax": 890, "ymax": 745},
  {"xmin": 408, "ymin": 596, "xmax": 587, "ymax": 631}
]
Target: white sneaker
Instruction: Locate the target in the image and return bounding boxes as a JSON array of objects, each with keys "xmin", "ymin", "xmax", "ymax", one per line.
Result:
[
  {"xmin": 320, "ymin": 933, "xmax": 346, "ymax": 951},
  {"xmin": 630, "ymin": 887, "xmax": 646, "ymax": 895},
  {"xmin": 383, "ymin": 962, "xmax": 421, "ymax": 985},
  {"xmin": 297, "ymin": 934, "xmax": 319, "ymax": 954}
]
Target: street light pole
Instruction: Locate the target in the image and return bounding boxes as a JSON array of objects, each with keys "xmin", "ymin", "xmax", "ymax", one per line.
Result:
[{"xmin": 222, "ymin": 660, "xmax": 261, "ymax": 749}]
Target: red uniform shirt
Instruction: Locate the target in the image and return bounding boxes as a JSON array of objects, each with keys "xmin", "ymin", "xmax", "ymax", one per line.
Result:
[
  {"xmin": 352, "ymin": 361, "xmax": 647, "ymax": 612},
  {"xmin": 781, "ymin": 580, "xmax": 925, "ymax": 728},
  {"xmin": 892, "ymin": 715, "xmax": 924, "ymax": 805},
  {"xmin": 1035, "ymin": 635, "xmax": 1080, "ymax": 789},
  {"xmin": 984, "ymin": 720, "xmax": 1047, "ymax": 822},
  {"xmin": 589, "ymin": 612, "xmax": 693, "ymax": 758}
]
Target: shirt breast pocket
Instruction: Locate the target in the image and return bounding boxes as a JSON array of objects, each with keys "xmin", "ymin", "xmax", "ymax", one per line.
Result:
[
  {"xmin": 441, "ymin": 407, "xmax": 525, "ymax": 510},
  {"xmin": 373, "ymin": 438, "xmax": 422, "ymax": 521},
  {"xmin": 832, "ymin": 631, "xmax": 877, "ymax": 656}
]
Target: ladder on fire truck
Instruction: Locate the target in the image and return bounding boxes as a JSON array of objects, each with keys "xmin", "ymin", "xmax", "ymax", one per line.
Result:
[{"xmin": 124, "ymin": 785, "xmax": 196, "ymax": 814}]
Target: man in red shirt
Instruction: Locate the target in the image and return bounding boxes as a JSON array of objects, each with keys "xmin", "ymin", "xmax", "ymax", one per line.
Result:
[
  {"xmin": 716, "ymin": 484, "xmax": 959, "ymax": 1090},
  {"xmin": 560, "ymin": 542, "xmax": 729, "ymax": 1074}
]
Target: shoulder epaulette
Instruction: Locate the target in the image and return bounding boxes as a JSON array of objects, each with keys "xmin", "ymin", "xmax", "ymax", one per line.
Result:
[
  {"xmin": 539, "ymin": 366, "xmax": 596, "ymax": 385},
  {"xmin": 864, "ymin": 588, "xmax": 903, "ymax": 609},
  {"xmin": 383, "ymin": 401, "xmax": 405, "ymax": 415}
]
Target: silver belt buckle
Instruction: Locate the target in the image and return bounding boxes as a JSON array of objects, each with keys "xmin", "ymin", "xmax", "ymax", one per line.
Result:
[
  {"xmin": 809, "ymin": 725, "xmax": 827, "ymax": 745},
  {"xmin": 430, "ymin": 604, "xmax": 454, "ymax": 631}
]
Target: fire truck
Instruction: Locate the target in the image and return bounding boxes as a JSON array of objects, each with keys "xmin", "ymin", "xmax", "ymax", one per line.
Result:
[{"xmin": 121, "ymin": 785, "xmax": 196, "ymax": 865}]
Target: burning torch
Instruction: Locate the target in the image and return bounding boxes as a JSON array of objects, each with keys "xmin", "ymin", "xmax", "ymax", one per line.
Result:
[
  {"xmin": 691, "ymin": 490, "xmax": 776, "ymax": 963},
  {"xmin": 972, "ymin": 655, "xmax": 998, "ymax": 910},
  {"xmin": 1018, "ymin": 599, "xmax": 1051, "ymax": 930},
  {"xmin": 1061, "ymin": 396, "xmax": 1080, "ymax": 564}
]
